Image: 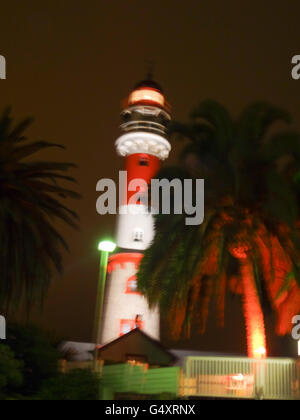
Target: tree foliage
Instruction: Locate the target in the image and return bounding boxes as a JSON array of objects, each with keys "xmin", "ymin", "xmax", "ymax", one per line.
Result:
[
  {"xmin": 137, "ymin": 100, "xmax": 300, "ymax": 345},
  {"xmin": 0, "ymin": 344, "xmax": 23, "ymax": 399},
  {"xmin": 0, "ymin": 108, "xmax": 80, "ymax": 312},
  {"xmin": 6, "ymin": 323, "xmax": 60, "ymax": 395},
  {"xmin": 37, "ymin": 369, "xmax": 100, "ymax": 400}
]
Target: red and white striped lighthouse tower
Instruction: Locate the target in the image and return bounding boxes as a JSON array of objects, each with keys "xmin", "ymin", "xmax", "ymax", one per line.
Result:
[{"xmin": 100, "ymin": 78, "xmax": 172, "ymax": 344}]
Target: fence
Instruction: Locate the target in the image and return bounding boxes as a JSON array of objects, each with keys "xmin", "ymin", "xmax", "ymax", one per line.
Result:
[
  {"xmin": 182, "ymin": 356, "xmax": 300, "ymax": 400},
  {"xmin": 60, "ymin": 357, "xmax": 300, "ymax": 399},
  {"xmin": 100, "ymin": 364, "xmax": 181, "ymax": 396}
]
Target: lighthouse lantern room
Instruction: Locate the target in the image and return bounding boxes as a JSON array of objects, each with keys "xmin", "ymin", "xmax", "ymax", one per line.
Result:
[{"xmin": 100, "ymin": 78, "xmax": 172, "ymax": 344}]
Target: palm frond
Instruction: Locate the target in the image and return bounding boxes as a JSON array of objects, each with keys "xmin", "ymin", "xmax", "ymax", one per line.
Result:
[{"xmin": 0, "ymin": 109, "xmax": 80, "ymax": 312}]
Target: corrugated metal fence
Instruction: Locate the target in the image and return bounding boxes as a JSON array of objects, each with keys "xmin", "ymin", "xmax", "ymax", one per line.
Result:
[{"xmin": 182, "ymin": 356, "xmax": 300, "ymax": 400}]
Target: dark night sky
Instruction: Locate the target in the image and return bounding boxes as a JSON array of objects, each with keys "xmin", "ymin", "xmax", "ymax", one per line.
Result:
[{"xmin": 1, "ymin": 0, "xmax": 300, "ymax": 354}]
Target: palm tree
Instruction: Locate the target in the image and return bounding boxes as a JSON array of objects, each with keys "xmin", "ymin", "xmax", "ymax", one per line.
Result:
[
  {"xmin": 0, "ymin": 108, "xmax": 80, "ymax": 313},
  {"xmin": 137, "ymin": 100, "xmax": 300, "ymax": 358}
]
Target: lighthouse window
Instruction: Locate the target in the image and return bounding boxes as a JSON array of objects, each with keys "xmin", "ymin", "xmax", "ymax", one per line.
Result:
[
  {"xmin": 133, "ymin": 228, "xmax": 144, "ymax": 242},
  {"xmin": 139, "ymin": 157, "xmax": 149, "ymax": 166},
  {"xmin": 126, "ymin": 355, "xmax": 147, "ymax": 366},
  {"xmin": 120, "ymin": 318, "xmax": 145, "ymax": 336},
  {"xmin": 126, "ymin": 275, "xmax": 141, "ymax": 294},
  {"xmin": 120, "ymin": 320, "xmax": 134, "ymax": 336}
]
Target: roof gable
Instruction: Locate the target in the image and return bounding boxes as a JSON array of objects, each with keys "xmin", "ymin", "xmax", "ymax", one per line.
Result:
[{"xmin": 98, "ymin": 329, "xmax": 176, "ymax": 366}]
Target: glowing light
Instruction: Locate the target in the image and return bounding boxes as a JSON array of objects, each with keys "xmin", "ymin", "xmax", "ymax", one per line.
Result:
[
  {"xmin": 254, "ymin": 346, "xmax": 266, "ymax": 358},
  {"xmin": 238, "ymin": 260, "xmax": 267, "ymax": 358},
  {"xmin": 98, "ymin": 240, "xmax": 116, "ymax": 253},
  {"xmin": 232, "ymin": 373, "xmax": 244, "ymax": 381},
  {"xmin": 129, "ymin": 89, "xmax": 164, "ymax": 106}
]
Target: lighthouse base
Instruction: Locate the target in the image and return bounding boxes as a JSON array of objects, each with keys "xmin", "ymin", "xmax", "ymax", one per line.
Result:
[{"xmin": 100, "ymin": 253, "xmax": 160, "ymax": 345}]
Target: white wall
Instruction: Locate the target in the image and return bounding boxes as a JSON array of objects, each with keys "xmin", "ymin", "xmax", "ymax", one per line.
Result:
[
  {"xmin": 101, "ymin": 260, "xmax": 160, "ymax": 345},
  {"xmin": 116, "ymin": 205, "xmax": 154, "ymax": 250}
]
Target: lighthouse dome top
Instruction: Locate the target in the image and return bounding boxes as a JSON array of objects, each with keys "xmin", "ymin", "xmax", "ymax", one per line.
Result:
[{"xmin": 134, "ymin": 78, "xmax": 163, "ymax": 93}]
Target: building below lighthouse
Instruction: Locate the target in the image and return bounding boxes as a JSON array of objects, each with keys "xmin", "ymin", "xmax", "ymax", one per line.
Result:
[{"xmin": 100, "ymin": 78, "xmax": 172, "ymax": 345}]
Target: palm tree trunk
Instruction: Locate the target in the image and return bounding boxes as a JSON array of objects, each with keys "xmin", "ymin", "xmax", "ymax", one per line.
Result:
[{"xmin": 240, "ymin": 259, "xmax": 267, "ymax": 358}]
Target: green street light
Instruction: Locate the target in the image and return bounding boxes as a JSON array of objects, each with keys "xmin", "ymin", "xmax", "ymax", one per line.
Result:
[
  {"xmin": 93, "ymin": 239, "xmax": 116, "ymax": 372},
  {"xmin": 98, "ymin": 240, "xmax": 117, "ymax": 253}
]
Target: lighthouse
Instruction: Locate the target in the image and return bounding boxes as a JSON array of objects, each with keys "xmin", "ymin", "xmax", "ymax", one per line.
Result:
[{"xmin": 100, "ymin": 78, "xmax": 172, "ymax": 344}]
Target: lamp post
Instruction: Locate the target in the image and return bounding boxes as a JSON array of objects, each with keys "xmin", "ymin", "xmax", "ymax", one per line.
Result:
[{"xmin": 93, "ymin": 240, "xmax": 116, "ymax": 372}]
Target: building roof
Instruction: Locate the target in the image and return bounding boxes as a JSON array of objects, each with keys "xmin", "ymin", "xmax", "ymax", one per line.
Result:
[
  {"xmin": 169, "ymin": 349, "xmax": 245, "ymax": 366},
  {"xmin": 98, "ymin": 328, "xmax": 177, "ymax": 366},
  {"xmin": 59, "ymin": 341, "xmax": 95, "ymax": 361}
]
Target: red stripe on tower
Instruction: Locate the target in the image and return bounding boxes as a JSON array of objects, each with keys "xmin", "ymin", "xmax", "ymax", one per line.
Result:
[{"xmin": 125, "ymin": 153, "xmax": 160, "ymax": 204}]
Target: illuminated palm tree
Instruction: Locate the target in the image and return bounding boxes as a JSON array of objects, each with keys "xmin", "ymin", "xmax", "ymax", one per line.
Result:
[
  {"xmin": 137, "ymin": 100, "xmax": 300, "ymax": 358},
  {"xmin": 0, "ymin": 108, "xmax": 80, "ymax": 312}
]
